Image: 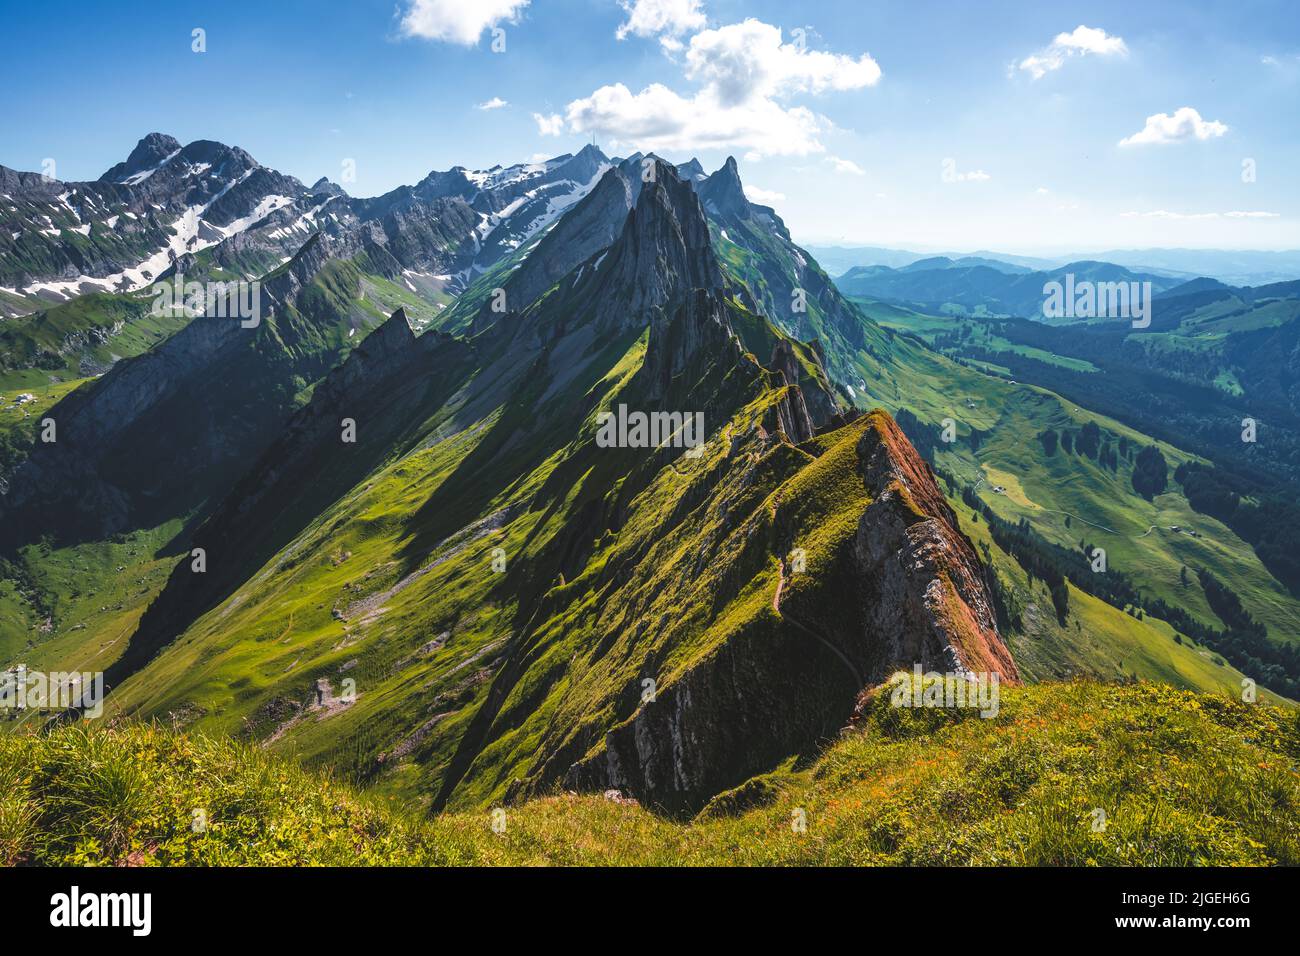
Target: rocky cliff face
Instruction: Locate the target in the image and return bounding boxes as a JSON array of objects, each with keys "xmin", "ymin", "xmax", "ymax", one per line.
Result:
[
  {"xmin": 566, "ymin": 410, "xmax": 1018, "ymax": 814},
  {"xmin": 498, "ymin": 166, "xmax": 634, "ymax": 318},
  {"xmin": 641, "ymin": 288, "xmax": 739, "ymax": 401},
  {"xmin": 851, "ymin": 411, "xmax": 1020, "ymax": 682},
  {"xmin": 597, "ymin": 158, "xmax": 724, "ymax": 331}
]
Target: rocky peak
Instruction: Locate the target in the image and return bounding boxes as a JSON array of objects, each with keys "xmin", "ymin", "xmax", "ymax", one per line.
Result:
[
  {"xmin": 483, "ymin": 166, "xmax": 634, "ymax": 330},
  {"xmin": 615, "ymin": 152, "xmax": 645, "ymax": 179},
  {"xmin": 326, "ymin": 308, "xmax": 418, "ymax": 393},
  {"xmin": 698, "ymin": 155, "xmax": 749, "ymax": 220},
  {"xmin": 676, "ymin": 158, "xmax": 707, "ymax": 182},
  {"xmin": 598, "ymin": 158, "xmax": 723, "ymax": 328},
  {"xmin": 370, "ymin": 305, "xmax": 415, "ymax": 346},
  {"xmin": 177, "ymin": 139, "xmax": 258, "ymax": 174},
  {"xmin": 100, "ymin": 132, "xmax": 182, "ymax": 182},
  {"xmin": 311, "ymin": 177, "xmax": 348, "ymax": 197},
  {"xmin": 565, "ymin": 143, "xmax": 610, "ymax": 180}
]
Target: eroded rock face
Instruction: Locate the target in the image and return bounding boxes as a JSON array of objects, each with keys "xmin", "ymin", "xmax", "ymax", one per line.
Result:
[
  {"xmin": 566, "ymin": 409, "xmax": 1018, "ymax": 814},
  {"xmin": 503, "ymin": 167, "xmax": 634, "ymax": 315},
  {"xmin": 598, "ymin": 158, "xmax": 724, "ymax": 331},
  {"xmin": 851, "ymin": 411, "xmax": 1020, "ymax": 683},
  {"xmin": 642, "ymin": 288, "xmax": 738, "ymax": 401}
]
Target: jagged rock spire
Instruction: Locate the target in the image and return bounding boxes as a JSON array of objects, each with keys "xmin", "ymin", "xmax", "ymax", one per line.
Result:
[{"xmin": 598, "ymin": 158, "xmax": 723, "ymax": 330}]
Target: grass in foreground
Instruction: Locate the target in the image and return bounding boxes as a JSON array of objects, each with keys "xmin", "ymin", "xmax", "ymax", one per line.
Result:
[{"xmin": 2, "ymin": 678, "xmax": 1296, "ymax": 866}]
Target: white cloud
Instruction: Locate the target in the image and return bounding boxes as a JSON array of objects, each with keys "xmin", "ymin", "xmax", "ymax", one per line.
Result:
[
  {"xmin": 533, "ymin": 112, "xmax": 565, "ymax": 136},
  {"xmin": 1117, "ymin": 107, "xmax": 1228, "ymax": 147},
  {"xmin": 744, "ymin": 184, "xmax": 785, "ymax": 204},
  {"xmin": 477, "ymin": 97, "xmax": 509, "ymax": 110},
  {"xmin": 1054, "ymin": 24, "xmax": 1128, "ymax": 55},
  {"xmin": 616, "ymin": 0, "xmax": 706, "ymax": 41},
  {"xmin": 563, "ymin": 18, "xmax": 882, "ymax": 157},
  {"xmin": 1120, "ymin": 209, "xmax": 1279, "ymax": 220},
  {"xmin": 684, "ymin": 19, "xmax": 881, "ymax": 106},
  {"xmin": 941, "ymin": 161, "xmax": 990, "ymax": 182},
  {"xmin": 826, "ymin": 156, "xmax": 865, "ymax": 175},
  {"xmin": 399, "ymin": 0, "xmax": 529, "ymax": 45},
  {"xmin": 1017, "ymin": 25, "xmax": 1127, "ymax": 80},
  {"xmin": 565, "ymin": 82, "xmax": 823, "ymax": 156},
  {"xmin": 1035, "ymin": 186, "xmax": 1051, "ymax": 194}
]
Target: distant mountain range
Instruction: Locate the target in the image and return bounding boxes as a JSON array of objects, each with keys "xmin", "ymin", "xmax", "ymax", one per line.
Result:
[
  {"xmin": 0, "ymin": 133, "xmax": 613, "ymax": 318},
  {"xmin": 806, "ymin": 244, "xmax": 1300, "ymax": 288},
  {"xmin": 832, "ymin": 258, "xmax": 1185, "ymax": 321}
]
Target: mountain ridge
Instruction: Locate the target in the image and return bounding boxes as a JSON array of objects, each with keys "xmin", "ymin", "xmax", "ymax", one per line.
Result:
[{"xmin": 49, "ymin": 158, "xmax": 1020, "ymax": 816}]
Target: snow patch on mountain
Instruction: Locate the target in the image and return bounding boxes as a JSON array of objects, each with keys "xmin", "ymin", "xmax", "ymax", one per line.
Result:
[{"xmin": 120, "ymin": 149, "xmax": 181, "ymax": 185}]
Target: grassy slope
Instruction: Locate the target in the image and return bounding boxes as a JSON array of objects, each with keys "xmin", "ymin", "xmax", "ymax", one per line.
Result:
[
  {"xmin": 96, "ymin": 332, "xmax": 1287, "ymax": 821},
  {"xmin": 947, "ymin": 488, "xmax": 1284, "ymax": 702},
  {"xmin": 0, "ymin": 256, "xmax": 452, "ymax": 672},
  {"xmin": 709, "ymin": 235, "xmax": 1282, "ymax": 695},
  {"xmin": 8, "ymin": 192, "xmax": 1295, "ymax": 835},
  {"xmin": 0, "ymin": 291, "xmax": 194, "ymax": 392},
  {"xmin": 840, "ymin": 300, "xmax": 1300, "ymax": 656},
  {"xmin": 4, "ymin": 678, "xmax": 1296, "ymax": 866},
  {"xmin": 97, "ymin": 299, "xmax": 847, "ymax": 810},
  {"xmin": 20, "ymin": 264, "xmax": 1289, "ymax": 820}
]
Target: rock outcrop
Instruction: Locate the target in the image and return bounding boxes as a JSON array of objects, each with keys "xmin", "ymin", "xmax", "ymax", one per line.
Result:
[
  {"xmin": 851, "ymin": 411, "xmax": 1020, "ymax": 681},
  {"xmin": 567, "ymin": 410, "xmax": 1019, "ymax": 814},
  {"xmin": 504, "ymin": 166, "xmax": 634, "ymax": 313},
  {"xmin": 597, "ymin": 158, "xmax": 724, "ymax": 331}
]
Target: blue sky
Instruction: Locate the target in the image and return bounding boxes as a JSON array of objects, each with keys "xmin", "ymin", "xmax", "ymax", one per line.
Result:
[{"xmin": 2, "ymin": 0, "xmax": 1297, "ymax": 252}]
